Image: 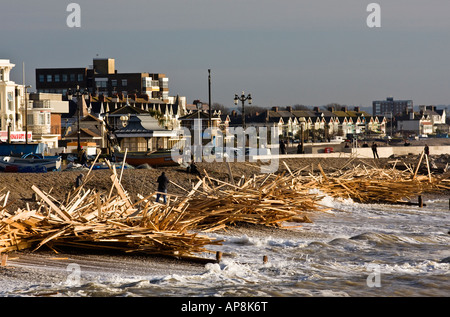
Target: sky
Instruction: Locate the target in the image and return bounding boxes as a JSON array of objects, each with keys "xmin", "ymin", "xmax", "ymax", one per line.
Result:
[{"xmin": 1, "ymin": 0, "xmax": 450, "ymax": 112}]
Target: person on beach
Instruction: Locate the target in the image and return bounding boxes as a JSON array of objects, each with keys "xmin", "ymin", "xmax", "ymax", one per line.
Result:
[
  {"xmin": 371, "ymin": 142, "xmax": 379, "ymax": 159},
  {"xmin": 79, "ymin": 147, "xmax": 88, "ymax": 166},
  {"xmin": 75, "ymin": 173, "xmax": 84, "ymax": 188},
  {"xmin": 280, "ymin": 140, "xmax": 286, "ymax": 154},
  {"xmin": 424, "ymin": 144, "xmax": 430, "ymax": 156},
  {"xmin": 156, "ymin": 172, "xmax": 169, "ymax": 204}
]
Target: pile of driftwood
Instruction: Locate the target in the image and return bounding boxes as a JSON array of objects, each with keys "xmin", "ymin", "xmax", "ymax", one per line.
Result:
[
  {"xmin": 1, "ymin": 154, "xmax": 449, "ymax": 261},
  {"xmin": 0, "ymin": 159, "xmax": 324, "ymax": 260},
  {"xmin": 180, "ymin": 168, "xmax": 327, "ymax": 232},
  {"xmin": 294, "ymin": 158, "xmax": 450, "ymax": 204}
]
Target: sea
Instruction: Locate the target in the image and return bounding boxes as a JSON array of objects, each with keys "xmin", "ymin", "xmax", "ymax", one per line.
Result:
[{"xmin": 1, "ymin": 193, "xmax": 449, "ymax": 301}]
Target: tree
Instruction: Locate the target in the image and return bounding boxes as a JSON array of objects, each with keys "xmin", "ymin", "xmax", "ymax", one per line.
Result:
[
  {"xmin": 292, "ymin": 104, "xmax": 310, "ymax": 110},
  {"xmin": 211, "ymin": 103, "xmax": 230, "ymax": 115}
]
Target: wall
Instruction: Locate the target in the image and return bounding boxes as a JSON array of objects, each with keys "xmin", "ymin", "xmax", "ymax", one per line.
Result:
[
  {"xmin": 254, "ymin": 145, "xmax": 450, "ymax": 160},
  {"xmin": 352, "ymin": 145, "xmax": 449, "ymax": 158}
]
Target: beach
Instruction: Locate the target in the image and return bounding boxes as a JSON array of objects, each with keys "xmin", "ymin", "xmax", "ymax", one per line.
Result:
[{"xmin": 1, "ymin": 152, "xmax": 449, "ymax": 297}]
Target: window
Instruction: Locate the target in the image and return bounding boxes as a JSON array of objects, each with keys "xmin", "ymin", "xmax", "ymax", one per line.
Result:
[
  {"xmin": 111, "ymin": 79, "xmax": 117, "ymax": 87},
  {"xmin": 7, "ymin": 92, "xmax": 14, "ymax": 111},
  {"xmin": 55, "ymin": 74, "xmax": 60, "ymax": 82},
  {"xmin": 121, "ymin": 79, "xmax": 127, "ymax": 87},
  {"xmin": 160, "ymin": 79, "xmax": 169, "ymax": 89},
  {"xmin": 38, "ymin": 113, "xmax": 46, "ymax": 125},
  {"xmin": 27, "ymin": 114, "xmax": 34, "ymax": 126},
  {"xmin": 78, "ymin": 74, "xmax": 84, "ymax": 81},
  {"xmin": 62, "ymin": 74, "xmax": 68, "ymax": 82},
  {"xmin": 47, "ymin": 75, "xmax": 52, "ymax": 82},
  {"xmin": 122, "ymin": 137, "xmax": 147, "ymax": 152},
  {"xmin": 39, "ymin": 74, "xmax": 45, "ymax": 83},
  {"xmin": 95, "ymin": 78, "xmax": 108, "ymax": 88},
  {"xmin": 70, "ymin": 74, "xmax": 75, "ymax": 82}
]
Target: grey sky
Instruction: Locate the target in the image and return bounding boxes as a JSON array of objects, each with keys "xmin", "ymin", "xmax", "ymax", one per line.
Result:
[{"xmin": 1, "ymin": 0, "xmax": 450, "ymax": 110}]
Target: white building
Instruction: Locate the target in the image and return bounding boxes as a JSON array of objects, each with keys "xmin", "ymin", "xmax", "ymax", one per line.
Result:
[
  {"xmin": 0, "ymin": 59, "xmax": 29, "ymax": 142},
  {"xmin": 27, "ymin": 93, "xmax": 69, "ymax": 149},
  {"xmin": 0, "ymin": 59, "xmax": 69, "ymax": 148}
]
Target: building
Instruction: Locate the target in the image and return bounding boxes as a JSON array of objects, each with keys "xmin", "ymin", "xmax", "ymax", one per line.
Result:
[
  {"xmin": 216, "ymin": 105, "xmax": 387, "ymax": 145},
  {"xmin": 27, "ymin": 93, "xmax": 69, "ymax": 149},
  {"xmin": 36, "ymin": 58, "xmax": 170, "ymax": 102},
  {"xmin": 114, "ymin": 115, "xmax": 179, "ymax": 152},
  {"xmin": 0, "ymin": 59, "xmax": 31, "ymax": 142},
  {"xmin": 373, "ymin": 97, "xmax": 413, "ymax": 116},
  {"xmin": 396, "ymin": 105, "xmax": 447, "ymax": 136},
  {"xmin": 62, "ymin": 96, "xmax": 107, "ymax": 152}
]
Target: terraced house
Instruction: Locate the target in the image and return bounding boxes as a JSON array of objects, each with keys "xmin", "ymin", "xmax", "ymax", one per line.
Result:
[{"xmin": 222, "ymin": 105, "xmax": 386, "ymax": 142}]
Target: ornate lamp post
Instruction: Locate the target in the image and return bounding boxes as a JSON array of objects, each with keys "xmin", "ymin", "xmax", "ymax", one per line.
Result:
[
  {"xmin": 67, "ymin": 85, "xmax": 90, "ymax": 153},
  {"xmin": 234, "ymin": 91, "xmax": 252, "ymax": 130}
]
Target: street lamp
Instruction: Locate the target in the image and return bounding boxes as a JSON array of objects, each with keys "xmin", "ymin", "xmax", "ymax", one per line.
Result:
[
  {"xmin": 67, "ymin": 85, "xmax": 90, "ymax": 153},
  {"xmin": 234, "ymin": 91, "xmax": 252, "ymax": 130},
  {"xmin": 195, "ymin": 101, "xmax": 203, "ymax": 161},
  {"xmin": 299, "ymin": 117, "xmax": 306, "ymax": 154}
]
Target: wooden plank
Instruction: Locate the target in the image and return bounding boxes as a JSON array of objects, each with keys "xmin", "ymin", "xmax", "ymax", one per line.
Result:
[
  {"xmin": 425, "ymin": 153, "xmax": 432, "ymax": 183},
  {"xmin": 413, "ymin": 151, "xmax": 424, "ymax": 180},
  {"xmin": 119, "ymin": 148, "xmax": 128, "ymax": 184},
  {"xmin": 110, "ymin": 175, "xmax": 132, "ymax": 209},
  {"xmin": 31, "ymin": 185, "xmax": 71, "ymax": 222}
]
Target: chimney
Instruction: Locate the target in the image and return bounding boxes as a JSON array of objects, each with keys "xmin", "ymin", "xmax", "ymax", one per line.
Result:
[
  {"xmin": 354, "ymin": 106, "xmax": 360, "ymax": 112},
  {"xmin": 286, "ymin": 106, "xmax": 293, "ymax": 112},
  {"xmin": 272, "ymin": 106, "xmax": 278, "ymax": 112},
  {"xmin": 313, "ymin": 106, "xmax": 320, "ymax": 112},
  {"xmin": 327, "ymin": 106, "xmax": 335, "ymax": 112}
]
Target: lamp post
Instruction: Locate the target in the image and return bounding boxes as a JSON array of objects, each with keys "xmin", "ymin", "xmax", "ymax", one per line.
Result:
[
  {"xmin": 299, "ymin": 117, "xmax": 306, "ymax": 154},
  {"xmin": 67, "ymin": 85, "xmax": 90, "ymax": 153},
  {"xmin": 195, "ymin": 101, "xmax": 203, "ymax": 161},
  {"xmin": 234, "ymin": 91, "xmax": 252, "ymax": 130},
  {"xmin": 24, "ymin": 85, "xmax": 32, "ymax": 144}
]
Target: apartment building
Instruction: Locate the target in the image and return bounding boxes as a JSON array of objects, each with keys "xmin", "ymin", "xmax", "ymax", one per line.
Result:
[
  {"xmin": 36, "ymin": 58, "xmax": 169, "ymax": 102},
  {"xmin": 373, "ymin": 97, "xmax": 413, "ymax": 116}
]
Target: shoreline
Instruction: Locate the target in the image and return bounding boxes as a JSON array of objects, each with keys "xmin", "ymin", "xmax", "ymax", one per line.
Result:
[
  {"xmin": 1, "ymin": 154, "xmax": 449, "ymax": 296},
  {"xmin": 0, "ymin": 193, "xmax": 448, "ymax": 296},
  {"xmin": 2, "ymin": 155, "xmax": 448, "ymax": 211}
]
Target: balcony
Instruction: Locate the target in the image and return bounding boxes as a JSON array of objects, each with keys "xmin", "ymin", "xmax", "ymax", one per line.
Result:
[{"xmin": 31, "ymin": 100, "xmax": 52, "ymax": 109}]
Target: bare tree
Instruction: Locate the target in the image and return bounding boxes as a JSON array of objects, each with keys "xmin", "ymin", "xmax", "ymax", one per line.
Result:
[{"xmin": 212, "ymin": 103, "xmax": 230, "ymax": 115}]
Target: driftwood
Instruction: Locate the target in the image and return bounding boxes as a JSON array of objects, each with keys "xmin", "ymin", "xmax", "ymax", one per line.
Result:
[{"xmin": 1, "ymin": 156, "xmax": 449, "ymax": 261}]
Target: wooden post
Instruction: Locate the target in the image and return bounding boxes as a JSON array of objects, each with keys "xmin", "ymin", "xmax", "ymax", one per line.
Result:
[
  {"xmin": 226, "ymin": 162, "xmax": 235, "ymax": 185},
  {"xmin": 418, "ymin": 195, "xmax": 423, "ymax": 208},
  {"xmin": 216, "ymin": 251, "xmax": 223, "ymax": 263},
  {"xmin": 1, "ymin": 253, "xmax": 8, "ymax": 266}
]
